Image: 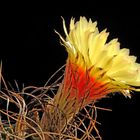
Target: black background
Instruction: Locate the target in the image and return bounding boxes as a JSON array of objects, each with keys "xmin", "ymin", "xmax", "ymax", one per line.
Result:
[{"xmin": 1, "ymin": 2, "xmax": 140, "ymax": 140}]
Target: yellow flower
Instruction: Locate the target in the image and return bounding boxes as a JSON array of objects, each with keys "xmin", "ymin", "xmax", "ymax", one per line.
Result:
[
  {"xmin": 48, "ymin": 17, "xmax": 140, "ymax": 136},
  {"xmin": 56, "ymin": 17, "xmax": 140, "ymax": 105}
]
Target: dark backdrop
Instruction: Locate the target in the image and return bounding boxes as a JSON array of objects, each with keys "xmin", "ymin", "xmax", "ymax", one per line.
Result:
[{"xmin": 1, "ymin": 4, "xmax": 140, "ymax": 140}]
